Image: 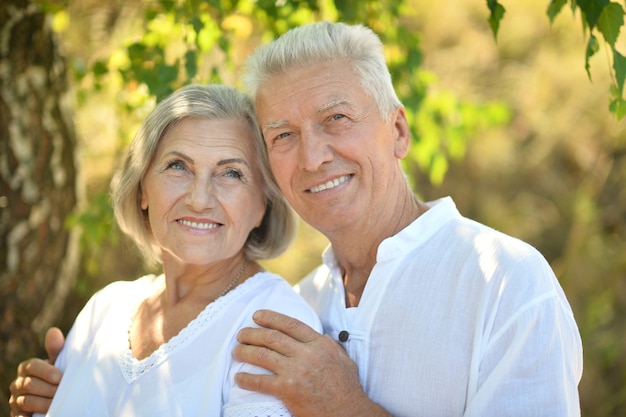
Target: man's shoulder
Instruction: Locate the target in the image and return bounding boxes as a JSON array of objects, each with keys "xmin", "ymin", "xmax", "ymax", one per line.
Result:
[{"xmin": 293, "ymin": 264, "xmax": 330, "ymax": 299}]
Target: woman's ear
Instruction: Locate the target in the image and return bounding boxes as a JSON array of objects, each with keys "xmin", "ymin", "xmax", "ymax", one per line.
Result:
[
  {"xmin": 140, "ymin": 186, "xmax": 148, "ymax": 210},
  {"xmin": 392, "ymin": 107, "xmax": 410, "ymax": 159},
  {"xmin": 257, "ymin": 199, "xmax": 269, "ymax": 228}
]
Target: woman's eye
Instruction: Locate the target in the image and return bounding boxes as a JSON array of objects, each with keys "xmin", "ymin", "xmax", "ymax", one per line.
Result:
[
  {"xmin": 166, "ymin": 160, "xmax": 186, "ymax": 171},
  {"xmin": 225, "ymin": 169, "xmax": 243, "ymax": 179}
]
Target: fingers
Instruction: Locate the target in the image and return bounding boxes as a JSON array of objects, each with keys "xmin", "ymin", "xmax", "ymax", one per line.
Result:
[
  {"xmin": 250, "ymin": 309, "xmax": 320, "ymax": 343},
  {"xmin": 235, "ymin": 310, "xmax": 323, "ymax": 361},
  {"xmin": 232, "ymin": 329, "xmax": 288, "ymax": 375},
  {"xmin": 234, "ymin": 332, "xmax": 373, "ymax": 417},
  {"xmin": 8, "ymin": 328, "xmax": 64, "ymax": 416},
  {"xmin": 233, "ymin": 371, "xmax": 280, "ymax": 395},
  {"xmin": 44, "ymin": 327, "xmax": 65, "ymax": 365},
  {"xmin": 17, "ymin": 358, "xmax": 63, "ymax": 386},
  {"xmin": 9, "ymin": 359, "xmax": 58, "ymax": 416},
  {"xmin": 17, "ymin": 358, "xmax": 62, "ymax": 386},
  {"xmin": 9, "ymin": 389, "xmax": 53, "ymax": 415}
]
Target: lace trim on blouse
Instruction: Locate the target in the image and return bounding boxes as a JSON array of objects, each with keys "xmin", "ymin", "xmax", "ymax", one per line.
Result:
[
  {"xmin": 119, "ymin": 273, "xmax": 261, "ymax": 384},
  {"xmin": 223, "ymin": 402, "xmax": 293, "ymax": 417}
]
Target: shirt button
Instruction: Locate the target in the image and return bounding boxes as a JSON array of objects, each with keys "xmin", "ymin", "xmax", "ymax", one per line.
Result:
[{"xmin": 338, "ymin": 330, "xmax": 349, "ymax": 342}]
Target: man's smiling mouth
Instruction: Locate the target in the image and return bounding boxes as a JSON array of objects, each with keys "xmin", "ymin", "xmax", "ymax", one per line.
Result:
[{"xmin": 309, "ymin": 175, "xmax": 352, "ymax": 193}]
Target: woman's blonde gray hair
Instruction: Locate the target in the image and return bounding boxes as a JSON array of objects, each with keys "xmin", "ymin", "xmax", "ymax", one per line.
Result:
[
  {"xmin": 243, "ymin": 21, "xmax": 402, "ymax": 122},
  {"xmin": 111, "ymin": 84, "xmax": 297, "ymax": 265}
]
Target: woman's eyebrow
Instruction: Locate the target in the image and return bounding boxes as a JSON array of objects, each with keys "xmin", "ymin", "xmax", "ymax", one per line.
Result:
[
  {"xmin": 165, "ymin": 151, "xmax": 194, "ymax": 163},
  {"xmin": 218, "ymin": 158, "xmax": 250, "ymax": 168}
]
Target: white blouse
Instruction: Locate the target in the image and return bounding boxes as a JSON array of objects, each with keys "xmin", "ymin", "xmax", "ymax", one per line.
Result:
[
  {"xmin": 296, "ymin": 197, "xmax": 583, "ymax": 417},
  {"xmin": 40, "ymin": 271, "xmax": 321, "ymax": 417}
]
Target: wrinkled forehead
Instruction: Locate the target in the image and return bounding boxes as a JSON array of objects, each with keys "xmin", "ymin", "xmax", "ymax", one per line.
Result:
[{"xmin": 255, "ymin": 62, "xmax": 363, "ymax": 117}]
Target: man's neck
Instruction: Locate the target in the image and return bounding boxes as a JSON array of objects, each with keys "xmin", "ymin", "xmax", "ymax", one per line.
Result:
[{"xmin": 327, "ymin": 194, "xmax": 428, "ymax": 307}]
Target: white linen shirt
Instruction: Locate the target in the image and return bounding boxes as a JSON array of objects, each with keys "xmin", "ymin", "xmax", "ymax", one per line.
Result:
[
  {"xmin": 39, "ymin": 271, "xmax": 321, "ymax": 417},
  {"xmin": 295, "ymin": 197, "xmax": 583, "ymax": 417}
]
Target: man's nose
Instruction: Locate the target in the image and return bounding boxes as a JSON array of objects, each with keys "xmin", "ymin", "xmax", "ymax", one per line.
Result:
[{"xmin": 299, "ymin": 127, "xmax": 334, "ymax": 171}]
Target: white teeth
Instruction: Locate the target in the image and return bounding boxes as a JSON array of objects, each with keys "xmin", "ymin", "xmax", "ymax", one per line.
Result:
[
  {"xmin": 309, "ymin": 175, "xmax": 350, "ymax": 193},
  {"xmin": 178, "ymin": 219, "xmax": 219, "ymax": 230}
]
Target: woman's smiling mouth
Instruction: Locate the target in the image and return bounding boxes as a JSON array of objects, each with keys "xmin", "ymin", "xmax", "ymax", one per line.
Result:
[{"xmin": 177, "ymin": 219, "xmax": 220, "ymax": 230}]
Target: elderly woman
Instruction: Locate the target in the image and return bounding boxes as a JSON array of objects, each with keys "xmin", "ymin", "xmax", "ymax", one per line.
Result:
[{"xmin": 27, "ymin": 84, "xmax": 321, "ymax": 416}]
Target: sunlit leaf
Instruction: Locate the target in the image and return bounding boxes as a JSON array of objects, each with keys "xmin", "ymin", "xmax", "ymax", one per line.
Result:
[
  {"xmin": 585, "ymin": 34, "xmax": 599, "ymax": 79},
  {"xmin": 66, "ymin": 193, "xmax": 116, "ymax": 249},
  {"xmin": 51, "ymin": 10, "xmax": 69, "ymax": 33},
  {"xmin": 597, "ymin": 2, "xmax": 624, "ymax": 46},
  {"xmin": 486, "ymin": 0, "xmax": 506, "ymax": 39},
  {"xmin": 578, "ymin": 0, "xmax": 610, "ymax": 29},
  {"xmin": 609, "ymin": 95, "xmax": 626, "ymax": 119},
  {"xmin": 547, "ymin": 0, "xmax": 567, "ymax": 23},
  {"xmin": 429, "ymin": 154, "xmax": 448, "ymax": 185},
  {"xmin": 145, "ymin": 14, "xmax": 179, "ymax": 47},
  {"xmin": 108, "ymin": 49, "xmax": 130, "ymax": 71},
  {"xmin": 190, "ymin": 16, "xmax": 203, "ymax": 34},
  {"xmin": 197, "ymin": 18, "xmax": 220, "ymax": 52},
  {"xmin": 613, "ymin": 49, "xmax": 626, "ymax": 95},
  {"xmin": 184, "ymin": 50, "xmax": 197, "ymax": 81},
  {"xmin": 222, "ymin": 14, "xmax": 253, "ymax": 39}
]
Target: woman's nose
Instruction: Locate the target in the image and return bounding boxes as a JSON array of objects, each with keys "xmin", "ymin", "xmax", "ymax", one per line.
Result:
[{"xmin": 185, "ymin": 177, "xmax": 215, "ymax": 211}]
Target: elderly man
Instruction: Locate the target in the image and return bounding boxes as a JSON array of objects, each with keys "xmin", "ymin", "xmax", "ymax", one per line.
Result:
[{"xmin": 10, "ymin": 22, "xmax": 582, "ymax": 417}]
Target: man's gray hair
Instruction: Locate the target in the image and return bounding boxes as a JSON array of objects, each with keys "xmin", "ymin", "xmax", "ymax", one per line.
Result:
[{"xmin": 243, "ymin": 21, "xmax": 402, "ymax": 121}]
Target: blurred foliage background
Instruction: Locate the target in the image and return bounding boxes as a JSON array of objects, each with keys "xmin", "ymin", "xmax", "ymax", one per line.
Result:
[{"xmin": 1, "ymin": 0, "xmax": 625, "ymax": 415}]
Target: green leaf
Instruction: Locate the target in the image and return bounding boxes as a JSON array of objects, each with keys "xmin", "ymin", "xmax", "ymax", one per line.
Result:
[
  {"xmin": 609, "ymin": 95, "xmax": 626, "ymax": 120},
  {"xmin": 585, "ymin": 34, "xmax": 600, "ymax": 80},
  {"xmin": 429, "ymin": 154, "xmax": 449, "ymax": 186},
  {"xmin": 613, "ymin": 48, "xmax": 626, "ymax": 96},
  {"xmin": 486, "ymin": 0, "xmax": 506, "ymax": 38},
  {"xmin": 578, "ymin": 0, "xmax": 609, "ymax": 29},
  {"xmin": 190, "ymin": 16, "xmax": 203, "ymax": 34},
  {"xmin": 597, "ymin": 2, "xmax": 624, "ymax": 46},
  {"xmin": 547, "ymin": 0, "xmax": 567, "ymax": 23},
  {"xmin": 91, "ymin": 60, "xmax": 108, "ymax": 77},
  {"xmin": 197, "ymin": 18, "xmax": 220, "ymax": 52},
  {"xmin": 184, "ymin": 50, "xmax": 197, "ymax": 80}
]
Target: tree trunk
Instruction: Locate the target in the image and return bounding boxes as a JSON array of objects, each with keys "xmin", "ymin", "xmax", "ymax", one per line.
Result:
[{"xmin": 0, "ymin": 0, "xmax": 81, "ymax": 412}]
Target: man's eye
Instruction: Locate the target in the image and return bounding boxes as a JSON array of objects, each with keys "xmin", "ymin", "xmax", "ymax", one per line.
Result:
[
  {"xmin": 270, "ymin": 132, "xmax": 291, "ymax": 149},
  {"xmin": 331, "ymin": 114, "xmax": 345, "ymax": 121}
]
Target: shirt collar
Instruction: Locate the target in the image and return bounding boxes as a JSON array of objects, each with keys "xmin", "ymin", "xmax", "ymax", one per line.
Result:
[{"xmin": 321, "ymin": 196, "xmax": 460, "ymax": 268}]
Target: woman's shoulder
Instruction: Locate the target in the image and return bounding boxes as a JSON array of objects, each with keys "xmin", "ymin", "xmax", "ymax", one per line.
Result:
[
  {"xmin": 87, "ymin": 274, "xmax": 163, "ymax": 306},
  {"xmin": 239, "ymin": 271, "xmax": 299, "ymax": 297},
  {"xmin": 234, "ymin": 271, "xmax": 322, "ymax": 330}
]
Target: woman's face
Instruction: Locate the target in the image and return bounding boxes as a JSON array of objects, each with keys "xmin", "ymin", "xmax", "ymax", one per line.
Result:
[{"xmin": 140, "ymin": 116, "xmax": 266, "ymax": 266}]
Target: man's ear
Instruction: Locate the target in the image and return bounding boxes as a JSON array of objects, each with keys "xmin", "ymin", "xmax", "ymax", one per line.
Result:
[{"xmin": 392, "ymin": 107, "xmax": 410, "ymax": 159}]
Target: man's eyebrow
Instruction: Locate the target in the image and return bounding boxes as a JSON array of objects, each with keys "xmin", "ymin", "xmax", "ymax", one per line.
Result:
[
  {"xmin": 317, "ymin": 98, "xmax": 351, "ymax": 113},
  {"xmin": 263, "ymin": 120, "xmax": 288, "ymax": 132},
  {"xmin": 262, "ymin": 99, "xmax": 352, "ymax": 133}
]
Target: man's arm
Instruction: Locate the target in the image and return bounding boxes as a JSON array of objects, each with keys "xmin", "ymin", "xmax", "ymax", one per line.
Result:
[
  {"xmin": 233, "ymin": 310, "xmax": 392, "ymax": 417},
  {"xmin": 8, "ymin": 327, "xmax": 64, "ymax": 417}
]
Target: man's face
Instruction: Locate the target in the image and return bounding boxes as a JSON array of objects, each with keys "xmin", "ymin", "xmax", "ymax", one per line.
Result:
[{"xmin": 255, "ymin": 61, "xmax": 409, "ymax": 236}]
